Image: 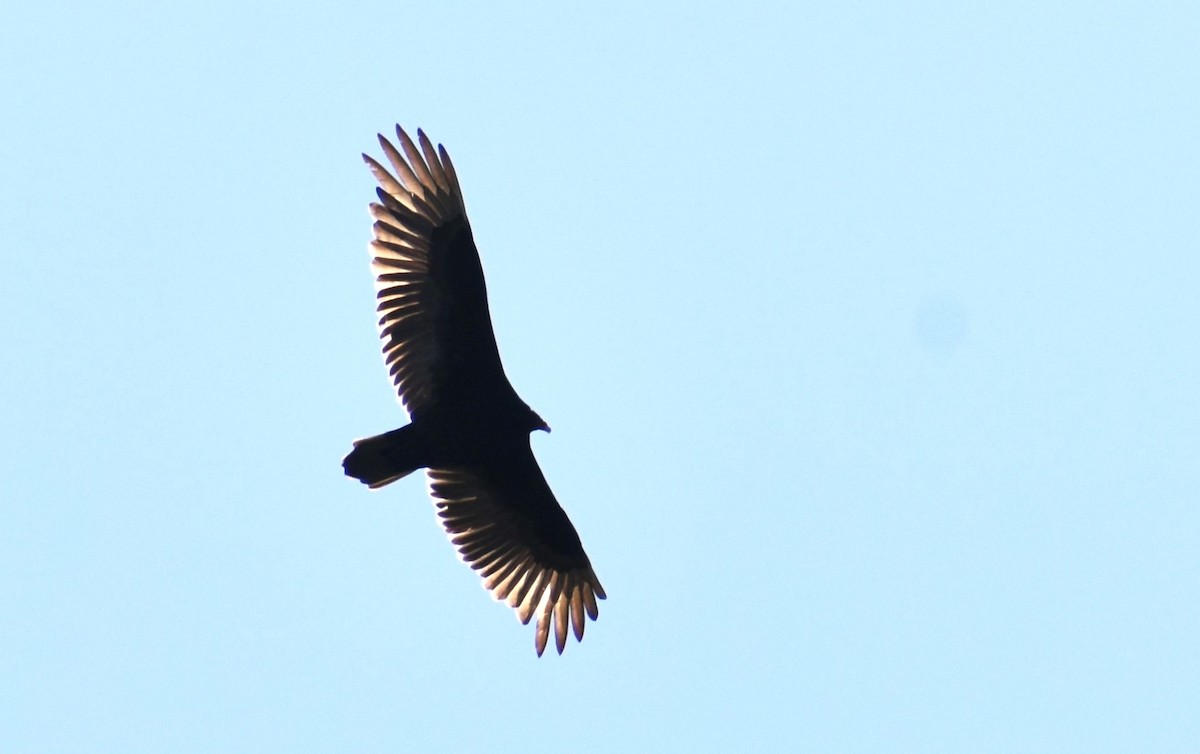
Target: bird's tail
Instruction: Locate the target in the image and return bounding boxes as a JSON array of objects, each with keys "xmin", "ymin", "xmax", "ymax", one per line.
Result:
[{"xmin": 343, "ymin": 426, "xmax": 425, "ymax": 488}]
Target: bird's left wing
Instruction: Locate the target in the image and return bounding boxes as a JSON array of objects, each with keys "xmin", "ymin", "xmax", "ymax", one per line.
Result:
[{"xmin": 427, "ymin": 455, "xmax": 606, "ymax": 656}]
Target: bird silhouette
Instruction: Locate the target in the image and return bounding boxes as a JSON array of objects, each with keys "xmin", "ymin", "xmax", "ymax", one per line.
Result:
[{"xmin": 343, "ymin": 126, "xmax": 605, "ymax": 655}]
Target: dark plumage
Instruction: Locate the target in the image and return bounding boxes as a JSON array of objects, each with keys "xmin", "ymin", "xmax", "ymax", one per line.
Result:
[{"xmin": 343, "ymin": 126, "xmax": 605, "ymax": 655}]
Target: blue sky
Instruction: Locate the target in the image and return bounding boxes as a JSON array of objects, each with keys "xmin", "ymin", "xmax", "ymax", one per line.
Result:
[{"xmin": 2, "ymin": 1, "xmax": 1197, "ymax": 751}]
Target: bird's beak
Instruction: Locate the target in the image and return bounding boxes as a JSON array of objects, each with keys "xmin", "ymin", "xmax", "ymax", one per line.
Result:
[{"xmin": 541, "ymin": 422, "xmax": 552, "ymax": 433}]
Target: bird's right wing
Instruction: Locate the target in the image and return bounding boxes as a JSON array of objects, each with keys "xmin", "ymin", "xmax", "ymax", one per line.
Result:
[{"xmin": 363, "ymin": 127, "xmax": 507, "ymax": 418}]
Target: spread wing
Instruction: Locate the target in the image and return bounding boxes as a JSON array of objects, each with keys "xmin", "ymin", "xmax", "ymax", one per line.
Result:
[
  {"xmin": 428, "ymin": 454, "xmax": 607, "ymax": 656},
  {"xmin": 363, "ymin": 126, "xmax": 508, "ymax": 419}
]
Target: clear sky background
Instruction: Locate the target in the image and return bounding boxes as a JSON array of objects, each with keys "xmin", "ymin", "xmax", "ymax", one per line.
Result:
[{"xmin": 2, "ymin": 2, "xmax": 1197, "ymax": 752}]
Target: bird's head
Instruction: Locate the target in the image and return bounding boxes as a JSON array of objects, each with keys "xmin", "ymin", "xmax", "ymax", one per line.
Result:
[{"xmin": 527, "ymin": 409, "xmax": 551, "ymax": 434}]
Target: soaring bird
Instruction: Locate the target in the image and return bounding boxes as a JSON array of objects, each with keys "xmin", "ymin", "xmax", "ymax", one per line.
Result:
[{"xmin": 343, "ymin": 126, "xmax": 605, "ymax": 655}]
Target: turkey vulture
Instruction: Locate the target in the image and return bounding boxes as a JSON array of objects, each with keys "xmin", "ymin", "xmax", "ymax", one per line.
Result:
[{"xmin": 343, "ymin": 126, "xmax": 605, "ymax": 655}]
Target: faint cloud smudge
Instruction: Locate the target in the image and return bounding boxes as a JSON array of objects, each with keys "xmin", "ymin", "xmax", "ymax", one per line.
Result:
[{"xmin": 915, "ymin": 291, "xmax": 969, "ymax": 357}]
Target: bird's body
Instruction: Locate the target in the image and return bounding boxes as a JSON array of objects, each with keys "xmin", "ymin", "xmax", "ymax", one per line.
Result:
[{"xmin": 343, "ymin": 127, "xmax": 604, "ymax": 655}]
